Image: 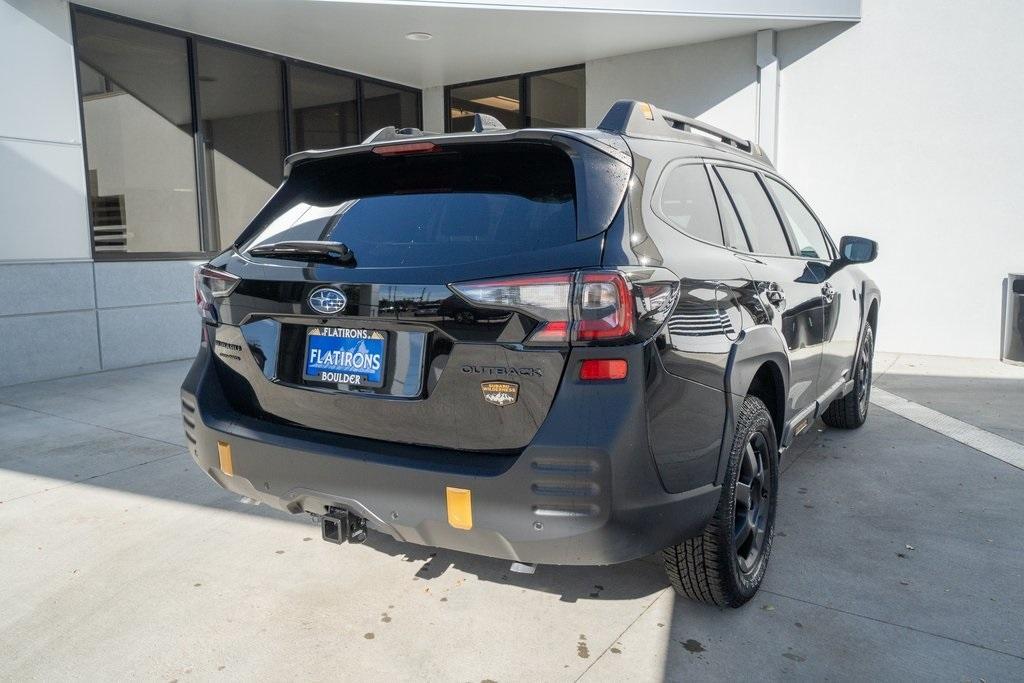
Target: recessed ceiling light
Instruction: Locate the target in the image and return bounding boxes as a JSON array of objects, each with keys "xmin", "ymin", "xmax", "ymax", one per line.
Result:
[{"xmin": 405, "ymin": 32, "xmax": 432, "ymax": 41}]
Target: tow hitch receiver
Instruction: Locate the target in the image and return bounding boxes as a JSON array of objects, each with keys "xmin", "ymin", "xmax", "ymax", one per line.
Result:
[{"xmin": 321, "ymin": 508, "xmax": 367, "ymax": 545}]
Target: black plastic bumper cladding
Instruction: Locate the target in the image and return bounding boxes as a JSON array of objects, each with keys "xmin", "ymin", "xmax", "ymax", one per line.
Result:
[{"xmin": 182, "ymin": 343, "xmax": 721, "ymax": 566}]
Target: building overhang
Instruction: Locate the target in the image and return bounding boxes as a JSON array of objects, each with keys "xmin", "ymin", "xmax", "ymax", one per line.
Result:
[{"xmin": 74, "ymin": 0, "xmax": 860, "ymax": 87}]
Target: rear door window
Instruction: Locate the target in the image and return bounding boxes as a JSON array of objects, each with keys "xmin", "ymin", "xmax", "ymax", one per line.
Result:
[
  {"xmin": 716, "ymin": 167, "xmax": 792, "ymax": 256},
  {"xmin": 242, "ymin": 143, "xmax": 576, "ymax": 267},
  {"xmin": 765, "ymin": 177, "xmax": 831, "ymax": 259},
  {"xmin": 657, "ymin": 163, "xmax": 724, "ymax": 245}
]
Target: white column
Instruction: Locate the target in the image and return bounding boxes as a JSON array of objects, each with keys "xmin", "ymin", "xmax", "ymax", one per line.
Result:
[
  {"xmin": 421, "ymin": 86, "xmax": 446, "ymax": 133},
  {"xmin": 755, "ymin": 29, "xmax": 779, "ymax": 163}
]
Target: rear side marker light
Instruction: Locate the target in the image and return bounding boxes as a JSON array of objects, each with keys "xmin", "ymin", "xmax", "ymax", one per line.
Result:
[
  {"xmin": 579, "ymin": 359, "xmax": 628, "ymax": 381},
  {"xmin": 372, "ymin": 142, "xmax": 440, "ymax": 156}
]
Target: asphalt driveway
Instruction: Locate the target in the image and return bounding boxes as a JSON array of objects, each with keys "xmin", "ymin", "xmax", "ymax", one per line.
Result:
[{"xmin": 1, "ymin": 353, "xmax": 1022, "ymax": 681}]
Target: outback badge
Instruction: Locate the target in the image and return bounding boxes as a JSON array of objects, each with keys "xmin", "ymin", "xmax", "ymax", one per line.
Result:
[{"xmin": 481, "ymin": 381, "xmax": 518, "ymax": 407}]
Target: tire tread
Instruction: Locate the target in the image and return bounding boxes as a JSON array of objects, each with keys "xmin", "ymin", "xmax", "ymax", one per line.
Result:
[
  {"xmin": 821, "ymin": 326, "xmax": 873, "ymax": 430},
  {"xmin": 662, "ymin": 396, "xmax": 775, "ymax": 608}
]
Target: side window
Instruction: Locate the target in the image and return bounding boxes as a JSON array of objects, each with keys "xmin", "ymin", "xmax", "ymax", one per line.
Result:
[
  {"xmin": 708, "ymin": 168, "xmax": 750, "ymax": 251},
  {"xmin": 657, "ymin": 163, "xmax": 725, "ymax": 245},
  {"xmin": 765, "ymin": 177, "xmax": 831, "ymax": 259},
  {"xmin": 716, "ymin": 167, "xmax": 792, "ymax": 256}
]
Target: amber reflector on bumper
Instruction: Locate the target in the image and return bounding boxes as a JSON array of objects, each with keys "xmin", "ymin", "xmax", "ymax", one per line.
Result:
[
  {"xmin": 217, "ymin": 441, "xmax": 233, "ymax": 476},
  {"xmin": 446, "ymin": 487, "xmax": 473, "ymax": 530}
]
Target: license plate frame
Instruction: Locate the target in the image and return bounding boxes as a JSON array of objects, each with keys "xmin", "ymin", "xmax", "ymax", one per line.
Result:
[{"xmin": 302, "ymin": 326, "xmax": 388, "ymax": 388}]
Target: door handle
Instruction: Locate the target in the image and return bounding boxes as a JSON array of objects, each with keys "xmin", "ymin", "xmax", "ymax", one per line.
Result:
[
  {"xmin": 821, "ymin": 283, "xmax": 837, "ymax": 304},
  {"xmin": 764, "ymin": 282, "xmax": 786, "ymax": 308}
]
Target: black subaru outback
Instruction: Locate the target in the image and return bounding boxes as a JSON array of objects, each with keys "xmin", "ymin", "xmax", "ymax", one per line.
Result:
[{"xmin": 183, "ymin": 100, "xmax": 880, "ymax": 608}]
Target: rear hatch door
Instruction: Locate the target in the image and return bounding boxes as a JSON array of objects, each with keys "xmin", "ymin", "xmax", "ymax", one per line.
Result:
[{"xmin": 207, "ymin": 133, "xmax": 630, "ymax": 451}]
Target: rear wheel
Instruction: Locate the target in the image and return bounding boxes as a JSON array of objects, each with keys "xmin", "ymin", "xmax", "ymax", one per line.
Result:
[
  {"xmin": 821, "ymin": 325, "xmax": 874, "ymax": 429},
  {"xmin": 663, "ymin": 396, "xmax": 778, "ymax": 608}
]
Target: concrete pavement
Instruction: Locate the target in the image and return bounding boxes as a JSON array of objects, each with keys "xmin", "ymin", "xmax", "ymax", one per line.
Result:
[{"xmin": 1, "ymin": 355, "xmax": 1022, "ymax": 681}]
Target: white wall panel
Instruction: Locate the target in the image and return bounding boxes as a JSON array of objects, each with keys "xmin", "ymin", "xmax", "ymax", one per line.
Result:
[
  {"xmin": 0, "ymin": 0, "xmax": 90, "ymax": 262},
  {"xmin": 0, "ymin": 138, "xmax": 90, "ymax": 261},
  {"xmin": 585, "ymin": 34, "xmax": 758, "ymax": 140},
  {"xmin": 777, "ymin": 0, "xmax": 1024, "ymax": 357},
  {"xmin": 0, "ymin": 0, "xmax": 82, "ymax": 145}
]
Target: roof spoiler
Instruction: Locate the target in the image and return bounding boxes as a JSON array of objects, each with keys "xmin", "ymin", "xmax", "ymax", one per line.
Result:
[
  {"xmin": 361, "ymin": 126, "xmax": 439, "ymax": 145},
  {"xmin": 597, "ymin": 100, "xmax": 771, "ymax": 164},
  {"xmin": 361, "ymin": 113, "xmax": 505, "ymax": 145}
]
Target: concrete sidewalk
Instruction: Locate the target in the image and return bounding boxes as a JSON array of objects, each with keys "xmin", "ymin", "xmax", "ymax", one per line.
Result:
[{"xmin": 1, "ymin": 355, "xmax": 1022, "ymax": 681}]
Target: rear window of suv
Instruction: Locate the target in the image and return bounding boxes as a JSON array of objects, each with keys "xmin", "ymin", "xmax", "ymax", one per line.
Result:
[{"xmin": 240, "ymin": 143, "xmax": 576, "ymax": 268}]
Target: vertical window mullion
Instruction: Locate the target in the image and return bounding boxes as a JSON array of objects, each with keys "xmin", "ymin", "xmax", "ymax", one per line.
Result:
[
  {"xmin": 355, "ymin": 78, "xmax": 365, "ymax": 142},
  {"xmin": 187, "ymin": 37, "xmax": 212, "ymax": 252},
  {"xmin": 519, "ymin": 75, "xmax": 529, "ymax": 128},
  {"xmin": 443, "ymin": 86, "xmax": 451, "ymax": 133},
  {"xmin": 281, "ymin": 60, "xmax": 293, "ymax": 156},
  {"xmin": 68, "ymin": 8, "xmax": 96, "ymax": 259}
]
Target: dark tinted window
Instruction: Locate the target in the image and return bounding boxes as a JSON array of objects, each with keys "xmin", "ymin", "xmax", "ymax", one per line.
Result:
[
  {"xmin": 448, "ymin": 78, "xmax": 522, "ymax": 132},
  {"xmin": 716, "ymin": 168, "xmax": 791, "ymax": 256},
  {"xmin": 709, "ymin": 169, "xmax": 749, "ymax": 250},
  {"xmin": 289, "ymin": 65, "xmax": 358, "ymax": 150},
  {"xmin": 362, "ymin": 82, "xmax": 419, "ymax": 133},
  {"xmin": 196, "ymin": 42, "xmax": 285, "ymax": 246},
  {"xmin": 243, "ymin": 144, "xmax": 575, "ymax": 267},
  {"xmin": 658, "ymin": 164, "xmax": 723, "ymax": 245},
  {"xmin": 765, "ymin": 178, "xmax": 830, "ymax": 259},
  {"xmin": 527, "ymin": 68, "xmax": 585, "ymax": 127}
]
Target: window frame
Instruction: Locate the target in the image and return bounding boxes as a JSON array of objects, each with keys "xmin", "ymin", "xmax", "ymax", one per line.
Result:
[
  {"xmin": 710, "ymin": 162, "xmax": 797, "ymax": 258},
  {"xmin": 70, "ymin": 3, "xmax": 422, "ymax": 262},
  {"xmin": 650, "ymin": 159, "xmax": 727, "ymax": 248},
  {"xmin": 443, "ymin": 64, "xmax": 585, "ymax": 133},
  {"xmin": 759, "ymin": 172, "xmax": 838, "ymax": 261}
]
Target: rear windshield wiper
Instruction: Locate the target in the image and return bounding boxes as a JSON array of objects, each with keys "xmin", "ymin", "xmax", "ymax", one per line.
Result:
[{"xmin": 248, "ymin": 241, "xmax": 355, "ymax": 265}]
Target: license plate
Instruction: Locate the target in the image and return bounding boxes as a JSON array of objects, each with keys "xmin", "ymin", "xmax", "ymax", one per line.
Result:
[{"xmin": 303, "ymin": 327, "xmax": 387, "ymax": 388}]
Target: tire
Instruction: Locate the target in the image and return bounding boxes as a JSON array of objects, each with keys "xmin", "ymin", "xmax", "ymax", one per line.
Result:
[
  {"xmin": 663, "ymin": 396, "xmax": 779, "ymax": 608},
  {"xmin": 821, "ymin": 325, "xmax": 874, "ymax": 429}
]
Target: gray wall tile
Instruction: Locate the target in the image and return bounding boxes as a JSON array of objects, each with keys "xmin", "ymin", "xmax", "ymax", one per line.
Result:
[
  {"xmin": 0, "ymin": 262, "xmax": 95, "ymax": 316},
  {"xmin": 98, "ymin": 302, "xmax": 199, "ymax": 369},
  {"xmin": 95, "ymin": 260, "xmax": 201, "ymax": 309},
  {"xmin": 0, "ymin": 310, "xmax": 100, "ymax": 386}
]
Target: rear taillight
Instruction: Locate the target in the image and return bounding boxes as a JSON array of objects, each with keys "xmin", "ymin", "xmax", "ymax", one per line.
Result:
[
  {"xmin": 449, "ymin": 273, "xmax": 574, "ymax": 343},
  {"xmin": 194, "ymin": 265, "xmax": 239, "ymax": 323},
  {"xmin": 450, "ymin": 269, "xmax": 678, "ymax": 346},
  {"xmin": 575, "ymin": 272, "xmax": 634, "ymax": 341}
]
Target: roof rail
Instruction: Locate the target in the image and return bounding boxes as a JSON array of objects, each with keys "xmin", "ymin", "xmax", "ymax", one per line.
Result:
[
  {"xmin": 597, "ymin": 100, "xmax": 771, "ymax": 164},
  {"xmin": 361, "ymin": 126, "xmax": 436, "ymax": 145}
]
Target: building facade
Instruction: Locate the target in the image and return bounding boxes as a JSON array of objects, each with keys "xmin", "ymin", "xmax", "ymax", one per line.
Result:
[{"xmin": 2, "ymin": 0, "xmax": 1022, "ymax": 385}]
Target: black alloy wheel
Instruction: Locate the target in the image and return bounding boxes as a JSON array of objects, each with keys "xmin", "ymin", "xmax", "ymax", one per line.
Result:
[{"xmin": 734, "ymin": 431, "xmax": 772, "ymax": 576}]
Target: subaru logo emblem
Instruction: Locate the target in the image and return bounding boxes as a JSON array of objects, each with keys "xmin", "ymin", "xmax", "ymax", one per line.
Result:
[{"xmin": 308, "ymin": 287, "xmax": 347, "ymax": 315}]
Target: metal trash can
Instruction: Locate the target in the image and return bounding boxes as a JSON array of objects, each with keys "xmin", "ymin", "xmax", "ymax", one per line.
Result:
[{"xmin": 1002, "ymin": 273, "xmax": 1024, "ymax": 366}]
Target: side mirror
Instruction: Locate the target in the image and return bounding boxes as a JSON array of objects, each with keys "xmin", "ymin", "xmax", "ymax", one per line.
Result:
[{"xmin": 838, "ymin": 235, "xmax": 878, "ymax": 265}]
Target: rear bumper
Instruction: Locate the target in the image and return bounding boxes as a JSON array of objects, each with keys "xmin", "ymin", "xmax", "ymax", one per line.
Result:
[{"xmin": 181, "ymin": 344, "xmax": 720, "ymax": 565}]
